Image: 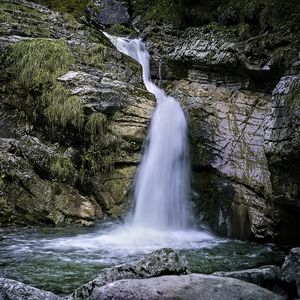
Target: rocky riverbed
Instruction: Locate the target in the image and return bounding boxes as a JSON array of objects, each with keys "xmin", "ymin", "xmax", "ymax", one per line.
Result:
[
  {"xmin": 0, "ymin": 248, "xmax": 299, "ymax": 299},
  {"xmin": 0, "ymin": 0, "xmax": 299, "ymax": 244},
  {"xmin": 0, "ymin": 0, "xmax": 300, "ymax": 298}
]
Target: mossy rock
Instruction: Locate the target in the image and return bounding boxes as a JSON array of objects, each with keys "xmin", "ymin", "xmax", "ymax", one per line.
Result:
[
  {"xmin": 31, "ymin": 0, "xmax": 90, "ymax": 18},
  {"xmin": 3, "ymin": 38, "xmax": 84, "ymax": 131}
]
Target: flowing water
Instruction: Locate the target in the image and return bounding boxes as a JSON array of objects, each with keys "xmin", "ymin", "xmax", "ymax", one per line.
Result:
[
  {"xmin": 103, "ymin": 32, "xmax": 191, "ymax": 230},
  {"xmin": 0, "ymin": 34, "xmax": 287, "ymax": 295},
  {"xmin": 0, "ymin": 224, "xmax": 285, "ymax": 295}
]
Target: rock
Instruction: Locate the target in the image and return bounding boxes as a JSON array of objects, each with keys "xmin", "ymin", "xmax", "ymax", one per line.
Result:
[
  {"xmin": 213, "ymin": 265, "xmax": 281, "ymax": 286},
  {"xmin": 281, "ymin": 248, "xmax": 300, "ymax": 297},
  {"xmin": 143, "ymin": 21, "xmax": 300, "ymax": 244},
  {"xmin": 85, "ymin": 0, "xmax": 130, "ymax": 28},
  {"xmin": 213, "ymin": 265, "xmax": 288, "ymax": 296},
  {"xmin": 0, "ymin": 0, "xmax": 153, "ymax": 226},
  {"xmin": 0, "ymin": 278, "xmax": 61, "ymax": 300},
  {"xmin": 86, "ymin": 273, "xmax": 286, "ymax": 300},
  {"xmin": 72, "ymin": 248, "xmax": 190, "ymax": 299}
]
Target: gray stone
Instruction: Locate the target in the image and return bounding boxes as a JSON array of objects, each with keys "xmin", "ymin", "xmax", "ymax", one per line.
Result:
[
  {"xmin": 72, "ymin": 248, "xmax": 190, "ymax": 299},
  {"xmin": 85, "ymin": 0, "xmax": 130, "ymax": 27},
  {"xmin": 0, "ymin": 278, "xmax": 61, "ymax": 300},
  {"xmin": 281, "ymin": 248, "xmax": 300, "ymax": 297},
  {"xmin": 213, "ymin": 265, "xmax": 281, "ymax": 286},
  {"xmin": 213, "ymin": 265, "xmax": 289, "ymax": 296},
  {"xmin": 86, "ymin": 274, "xmax": 286, "ymax": 300}
]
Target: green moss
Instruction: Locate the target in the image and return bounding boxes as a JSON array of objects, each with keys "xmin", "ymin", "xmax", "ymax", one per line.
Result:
[
  {"xmin": 4, "ymin": 39, "xmax": 84, "ymax": 130},
  {"xmin": 85, "ymin": 112, "xmax": 107, "ymax": 142},
  {"xmin": 0, "ymin": 10, "xmax": 14, "ymax": 23},
  {"xmin": 0, "ymin": 1, "xmax": 51, "ymax": 36},
  {"xmin": 49, "ymin": 157, "xmax": 75, "ymax": 182},
  {"xmin": 106, "ymin": 24, "xmax": 137, "ymax": 37},
  {"xmin": 269, "ymin": 47, "xmax": 297, "ymax": 70},
  {"xmin": 6, "ymin": 39, "xmax": 73, "ymax": 91},
  {"xmin": 133, "ymin": 0, "xmax": 300, "ymax": 36},
  {"xmin": 31, "ymin": 0, "xmax": 90, "ymax": 18}
]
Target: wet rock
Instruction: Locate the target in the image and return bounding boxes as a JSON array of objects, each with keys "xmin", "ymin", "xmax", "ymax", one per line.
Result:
[
  {"xmin": 144, "ymin": 22, "xmax": 300, "ymax": 244},
  {"xmin": 72, "ymin": 248, "xmax": 190, "ymax": 299},
  {"xmin": 281, "ymin": 248, "xmax": 300, "ymax": 297},
  {"xmin": 171, "ymin": 80, "xmax": 273, "ymax": 240},
  {"xmin": 213, "ymin": 265, "xmax": 288, "ymax": 296},
  {"xmin": 213, "ymin": 265, "xmax": 281, "ymax": 286},
  {"xmin": 85, "ymin": 0, "xmax": 130, "ymax": 28},
  {"xmin": 0, "ymin": 0, "xmax": 153, "ymax": 225},
  {"xmin": 0, "ymin": 278, "xmax": 61, "ymax": 300},
  {"xmin": 86, "ymin": 274, "xmax": 285, "ymax": 300}
]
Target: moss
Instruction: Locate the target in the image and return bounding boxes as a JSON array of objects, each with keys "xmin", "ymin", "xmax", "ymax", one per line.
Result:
[
  {"xmin": 269, "ymin": 47, "xmax": 297, "ymax": 70},
  {"xmin": 287, "ymin": 79, "xmax": 300, "ymax": 111},
  {"xmin": 106, "ymin": 24, "xmax": 136, "ymax": 37},
  {"xmin": 133, "ymin": 0, "xmax": 300, "ymax": 37},
  {"xmin": 0, "ymin": 10, "xmax": 14, "ymax": 23},
  {"xmin": 4, "ymin": 39, "xmax": 84, "ymax": 130},
  {"xmin": 0, "ymin": 1, "xmax": 51, "ymax": 36},
  {"xmin": 31, "ymin": 0, "xmax": 90, "ymax": 18},
  {"xmin": 6, "ymin": 39, "xmax": 73, "ymax": 91},
  {"xmin": 85, "ymin": 112, "xmax": 107, "ymax": 142},
  {"xmin": 49, "ymin": 157, "xmax": 75, "ymax": 182},
  {"xmin": 46, "ymin": 93, "xmax": 84, "ymax": 130}
]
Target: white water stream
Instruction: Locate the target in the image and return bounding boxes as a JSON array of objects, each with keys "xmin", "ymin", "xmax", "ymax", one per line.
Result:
[
  {"xmin": 104, "ymin": 33, "xmax": 191, "ymax": 230},
  {"xmin": 27, "ymin": 34, "xmax": 214, "ymax": 257}
]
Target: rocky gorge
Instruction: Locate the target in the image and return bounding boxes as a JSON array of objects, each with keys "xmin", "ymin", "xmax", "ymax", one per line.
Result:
[
  {"xmin": 0, "ymin": 0, "xmax": 300, "ymax": 298},
  {"xmin": 1, "ymin": 0, "xmax": 299, "ymax": 244},
  {"xmin": 1, "ymin": 248, "xmax": 300, "ymax": 299}
]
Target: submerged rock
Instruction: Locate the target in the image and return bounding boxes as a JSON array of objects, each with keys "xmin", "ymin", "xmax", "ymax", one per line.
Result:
[
  {"xmin": 85, "ymin": 274, "xmax": 285, "ymax": 300},
  {"xmin": 0, "ymin": 278, "xmax": 61, "ymax": 300},
  {"xmin": 72, "ymin": 248, "xmax": 190, "ymax": 299}
]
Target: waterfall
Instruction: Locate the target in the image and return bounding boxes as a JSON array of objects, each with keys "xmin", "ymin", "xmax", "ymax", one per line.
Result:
[{"xmin": 104, "ymin": 33, "xmax": 191, "ymax": 230}]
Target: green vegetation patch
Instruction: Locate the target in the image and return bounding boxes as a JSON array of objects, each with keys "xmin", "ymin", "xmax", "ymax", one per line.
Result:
[
  {"xmin": 4, "ymin": 39, "xmax": 84, "ymax": 130},
  {"xmin": 31, "ymin": 0, "xmax": 90, "ymax": 18},
  {"xmin": 49, "ymin": 156, "xmax": 76, "ymax": 182},
  {"xmin": 85, "ymin": 112, "xmax": 107, "ymax": 142},
  {"xmin": 132, "ymin": 0, "xmax": 300, "ymax": 36}
]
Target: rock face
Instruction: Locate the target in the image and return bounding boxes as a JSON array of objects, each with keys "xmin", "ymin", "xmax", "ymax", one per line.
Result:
[
  {"xmin": 0, "ymin": 0, "xmax": 154, "ymax": 226},
  {"xmin": 281, "ymin": 248, "xmax": 300, "ymax": 297},
  {"xmin": 213, "ymin": 265, "xmax": 288, "ymax": 297},
  {"xmin": 0, "ymin": 0, "xmax": 299, "ymax": 246},
  {"xmin": 73, "ymin": 248, "xmax": 190, "ymax": 299},
  {"xmin": 85, "ymin": 274, "xmax": 285, "ymax": 300},
  {"xmin": 85, "ymin": 0, "xmax": 130, "ymax": 27},
  {"xmin": 143, "ymin": 23, "xmax": 300, "ymax": 244},
  {"xmin": 0, "ymin": 278, "xmax": 61, "ymax": 300}
]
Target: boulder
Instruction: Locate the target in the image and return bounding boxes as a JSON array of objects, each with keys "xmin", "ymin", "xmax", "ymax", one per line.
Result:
[
  {"xmin": 86, "ymin": 273, "xmax": 286, "ymax": 300},
  {"xmin": 72, "ymin": 248, "xmax": 190, "ymax": 299},
  {"xmin": 213, "ymin": 265, "xmax": 287, "ymax": 296},
  {"xmin": 85, "ymin": 0, "xmax": 130, "ymax": 28},
  {"xmin": 0, "ymin": 278, "xmax": 61, "ymax": 300},
  {"xmin": 281, "ymin": 248, "xmax": 300, "ymax": 297}
]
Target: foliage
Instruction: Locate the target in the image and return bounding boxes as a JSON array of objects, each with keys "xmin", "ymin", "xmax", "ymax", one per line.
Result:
[
  {"xmin": 5, "ymin": 39, "xmax": 73, "ymax": 91},
  {"xmin": 132, "ymin": 0, "xmax": 300, "ymax": 35},
  {"xmin": 31, "ymin": 0, "xmax": 90, "ymax": 18},
  {"xmin": 85, "ymin": 112, "xmax": 107, "ymax": 142},
  {"xmin": 49, "ymin": 156, "xmax": 75, "ymax": 182},
  {"xmin": 4, "ymin": 39, "xmax": 84, "ymax": 130}
]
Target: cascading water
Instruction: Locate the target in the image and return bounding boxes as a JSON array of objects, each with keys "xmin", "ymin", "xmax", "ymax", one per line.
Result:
[
  {"xmin": 0, "ymin": 36, "xmax": 216, "ymax": 293},
  {"xmin": 0, "ymin": 34, "xmax": 286, "ymax": 296},
  {"xmin": 103, "ymin": 33, "xmax": 191, "ymax": 230}
]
